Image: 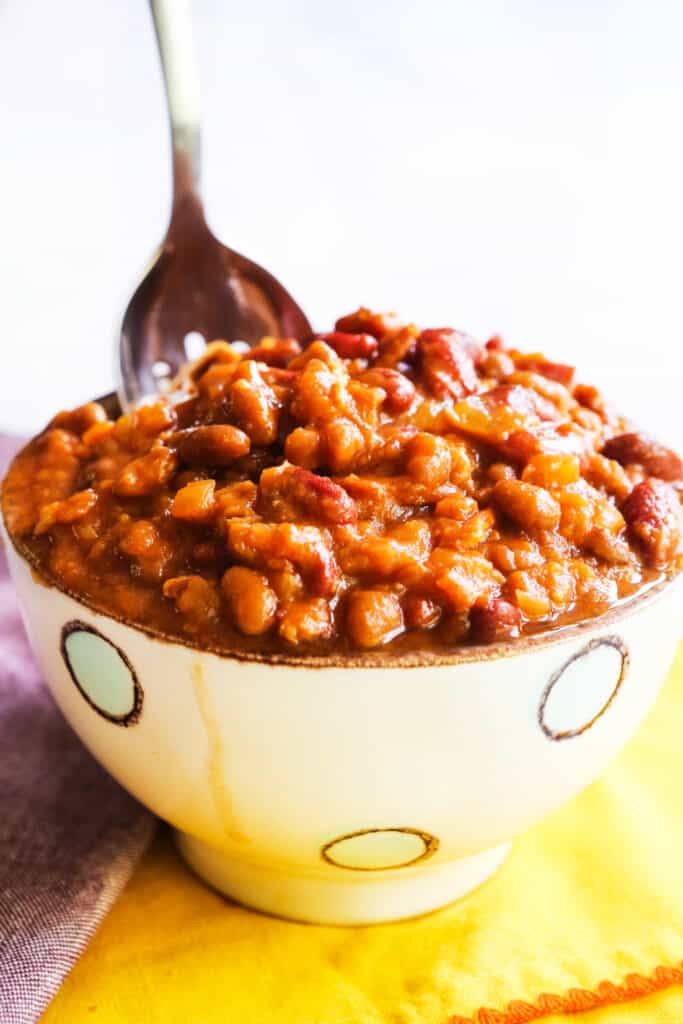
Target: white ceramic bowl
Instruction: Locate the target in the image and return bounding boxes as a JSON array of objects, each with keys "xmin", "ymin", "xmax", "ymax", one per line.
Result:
[{"xmin": 3, "ymin": 516, "xmax": 681, "ymax": 924}]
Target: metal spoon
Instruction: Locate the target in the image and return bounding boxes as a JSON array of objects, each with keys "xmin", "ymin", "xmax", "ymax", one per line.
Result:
[{"xmin": 117, "ymin": 0, "xmax": 311, "ymax": 408}]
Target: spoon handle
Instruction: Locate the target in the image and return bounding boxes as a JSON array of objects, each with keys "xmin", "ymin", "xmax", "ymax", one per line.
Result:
[{"xmin": 149, "ymin": 0, "xmax": 202, "ymax": 202}]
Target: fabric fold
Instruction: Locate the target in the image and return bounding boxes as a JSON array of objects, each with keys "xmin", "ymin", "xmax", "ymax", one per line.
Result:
[{"xmin": 0, "ymin": 437, "xmax": 156, "ymax": 1024}]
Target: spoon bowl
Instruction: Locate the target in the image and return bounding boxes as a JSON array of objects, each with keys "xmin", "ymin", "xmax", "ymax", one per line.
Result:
[{"xmin": 117, "ymin": 0, "xmax": 310, "ymax": 408}]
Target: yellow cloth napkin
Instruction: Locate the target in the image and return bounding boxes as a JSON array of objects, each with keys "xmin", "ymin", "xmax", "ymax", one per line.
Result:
[{"xmin": 42, "ymin": 643, "xmax": 683, "ymax": 1024}]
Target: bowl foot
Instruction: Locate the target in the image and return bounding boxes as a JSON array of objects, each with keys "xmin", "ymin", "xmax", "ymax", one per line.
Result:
[{"xmin": 175, "ymin": 832, "xmax": 511, "ymax": 925}]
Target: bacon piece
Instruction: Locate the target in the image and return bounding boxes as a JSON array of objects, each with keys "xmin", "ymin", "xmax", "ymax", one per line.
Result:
[
  {"xmin": 375, "ymin": 325, "xmax": 420, "ymax": 368},
  {"xmin": 257, "ymin": 463, "xmax": 357, "ymax": 525},
  {"xmin": 417, "ymin": 328, "xmax": 480, "ymax": 400},
  {"xmin": 492, "ymin": 479, "xmax": 561, "ymax": 531},
  {"xmin": 602, "ymin": 432, "xmax": 683, "ymax": 482},
  {"xmin": 514, "ymin": 356, "xmax": 575, "ymax": 388},
  {"xmin": 358, "ymin": 368, "xmax": 416, "ymax": 412},
  {"xmin": 486, "ymin": 385, "xmax": 559, "ymax": 422},
  {"xmin": 622, "ymin": 479, "xmax": 681, "ymax": 567},
  {"xmin": 227, "ymin": 520, "xmax": 340, "ymax": 596}
]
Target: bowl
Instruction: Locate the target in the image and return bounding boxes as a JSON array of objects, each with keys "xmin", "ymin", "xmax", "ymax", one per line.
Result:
[{"xmin": 2, "ymin": 508, "xmax": 681, "ymax": 925}]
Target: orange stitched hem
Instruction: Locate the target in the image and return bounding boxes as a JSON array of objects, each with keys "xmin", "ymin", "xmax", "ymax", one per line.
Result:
[{"xmin": 447, "ymin": 962, "xmax": 683, "ymax": 1023}]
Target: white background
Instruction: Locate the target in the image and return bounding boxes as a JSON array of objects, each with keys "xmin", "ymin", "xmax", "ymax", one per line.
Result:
[{"xmin": 0, "ymin": 0, "xmax": 681, "ymax": 445}]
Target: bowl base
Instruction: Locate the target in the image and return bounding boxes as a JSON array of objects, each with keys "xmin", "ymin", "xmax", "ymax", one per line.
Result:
[{"xmin": 175, "ymin": 832, "xmax": 511, "ymax": 925}]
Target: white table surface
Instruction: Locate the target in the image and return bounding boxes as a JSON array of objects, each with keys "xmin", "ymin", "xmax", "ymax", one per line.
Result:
[{"xmin": 1, "ymin": 0, "xmax": 681, "ymax": 445}]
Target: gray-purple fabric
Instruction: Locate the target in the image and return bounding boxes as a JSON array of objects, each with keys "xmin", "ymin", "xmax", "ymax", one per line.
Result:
[{"xmin": 0, "ymin": 436, "xmax": 156, "ymax": 1024}]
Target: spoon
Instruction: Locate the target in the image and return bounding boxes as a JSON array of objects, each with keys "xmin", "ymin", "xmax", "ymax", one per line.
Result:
[{"xmin": 117, "ymin": 0, "xmax": 311, "ymax": 409}]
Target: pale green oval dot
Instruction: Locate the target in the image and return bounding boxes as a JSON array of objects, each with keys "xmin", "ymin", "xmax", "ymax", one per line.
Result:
[
  {"xmin": 64, "ymin": 630, "xmax": 136, "ymax": 720},
  {"xmin": 324, "ymin": 830, "xmax": 431, "ymax": 870}
]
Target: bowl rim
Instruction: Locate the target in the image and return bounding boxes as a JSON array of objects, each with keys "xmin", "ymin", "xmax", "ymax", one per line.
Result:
[{"xmin": 3, "ymin": 481, "xmax": 681, "ymax": 669}]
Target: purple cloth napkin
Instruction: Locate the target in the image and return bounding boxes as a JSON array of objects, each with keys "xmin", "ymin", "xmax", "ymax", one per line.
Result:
[{"xmin": 0, "ymin": 437, "xmax": 156, "ymax": 1024}]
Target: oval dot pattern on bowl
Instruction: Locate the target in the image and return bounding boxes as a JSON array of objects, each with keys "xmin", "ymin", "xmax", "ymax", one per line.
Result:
[
  {"xmin": 321, "ymin": 827, "xmax": 439, "ymax": 871},
  {"xmin": 61, "ymin": 621, "xmax": 143, "ymax": 725},
  {"xmin": 539, "ymin": 635, "xmax": 629, "ymax": 741}
]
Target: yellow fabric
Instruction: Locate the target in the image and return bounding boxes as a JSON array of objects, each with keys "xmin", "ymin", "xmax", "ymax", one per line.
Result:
[{"xmin": 43, "ymin": 644, "xmax": 683, "ymax": 1024}]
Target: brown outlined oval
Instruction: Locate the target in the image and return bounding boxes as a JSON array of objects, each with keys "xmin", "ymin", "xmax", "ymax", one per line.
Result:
[
  {"xmin": 539, "ymin": 635, "xmax": 629, "ymax": 741},
  {"xmin": 61, "ymin": 620, "xmax": 143, "ymax": 726},
  {"xmin": 321, "ymin": 827, "xmax": 439, "ymax": 871}
]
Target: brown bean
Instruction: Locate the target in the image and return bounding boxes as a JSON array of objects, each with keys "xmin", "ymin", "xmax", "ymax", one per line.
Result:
[
  {"xmin": 278, "ymin": 598, "xmax": 335, "ymax": 645},
  {"xmin": 112, "ymin": 402, "xmax": 178, "ymax": 450},
  {"xmin": 584, "ymin": 527, "xmax": 632, "ymax": 565},
  {"xmin": 486, "ymin": 462, "xmax": 518, "ymax": 484},
  {"xmin": 284, "ymin": 426, "xmax": 323, "ymax": 469},
  {"xmin": 171, "ymin": 479, "xmax": 217, "ymax": 522},
  {"xmin": 228, "ymin": 362, "xmax": 280, "ymax": 445},
  {"xmin": 402, "ymin": 594, "xmax": 441, "ymax": 630},
  {"xmin": 187, "ymin": 340, "xmax": 240, "ymax": 384},
  {"xmin": 334, "ymin": 308, "xmax": 400, "ymax": 339},
  {"xmin": 163, "ymin": 575, "xmax": 221, "ymax": 629},
  {"xmin": 504, "ymin": 570, "xmax": 551, "ymax": 619},
  {"xmin": 469, "ymin": 597, "xmax": 522, "ymax": 643},
  {"xmin": 242, "ymin": 337, "xmax": 302, "ymax": 366},
  {"xmin": 170, "ymin": 425, "xmax": 250, "ymax": 466},
  {"xmin": 492, "ymin": 479, "xmax": 561, "ymax": 531},
  {"xmin": 405, "ymin": 433, "xmax": 452, "ymax": 487},
  {"xmin": 479, "ymin": 349, "xmax": 515, "ymax": 379},
  {"xmin": 113, "ymin": 447, "xmax": 178, "ymax": 497},
  {"xmin": 522, "ymin": 453, "xmax": 581, "ymax": 488},
  {"xmin": 214, "ymin": 481, "xmax": 257, "ymax": 518},
  {"xmin": 82, "ymin": 421, "xmax": 116, "ymax": 448},
  {"xmin": 221, "ymin": 566, "xmax": 278, "ymax": 635},
  {"xmin": 120, "ymin": 520, "xmax": 173, "ymax": 582},
  {"xmin": 431, "ymin": 550, "xmax": 504, "ymax": 612},
  {"xmin": 289, "ymin": 356, "xmax": 346, "ymax": 424},
  {"xmin": 345, "ymin": 590, "xmax": 404, "ymax": 648},
  {"xmin": 584, "ymin": 453, "xmax": 632, "ymax": 502},
  {"xmin": 48, "ymin": 402, "xmax": 108, "ymax": 436},
  {"xmin": 434, "ymin": 492, "xmax": 479, "ymax": 521},
  {"xmin": 321, "ymin": 419, "xmax": 366, "ymax": 473},
  {"xmin": 573, "ymin": 383, "xmax": 613, "ymax": 422},
  {"xmin": 316, "ymin": 331, "xmax": 378, "ymax": 359},
  {"xmin": 34, "ymin": 489, "xmax": 98, "ymax": 535}
]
